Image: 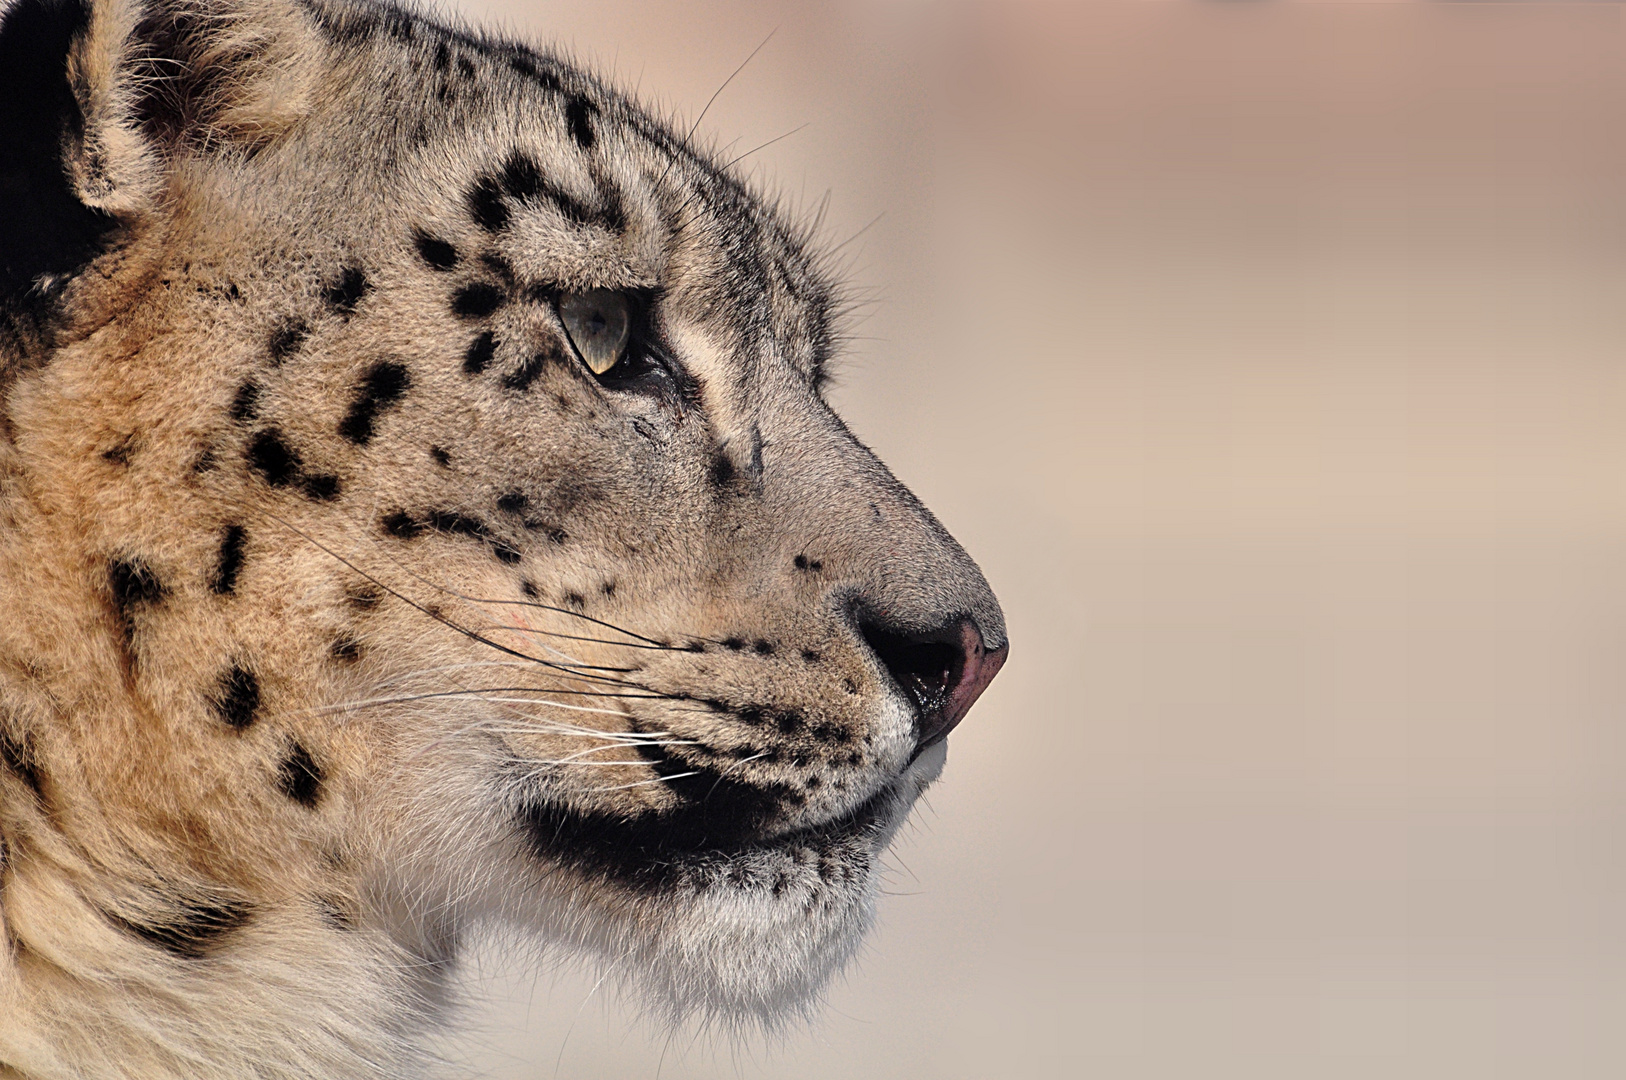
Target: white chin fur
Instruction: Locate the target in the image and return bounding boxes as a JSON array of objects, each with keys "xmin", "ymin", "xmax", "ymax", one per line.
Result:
[{"xmin": 443, "ymin": 743, "xmax": 951, "ymax": 1030}]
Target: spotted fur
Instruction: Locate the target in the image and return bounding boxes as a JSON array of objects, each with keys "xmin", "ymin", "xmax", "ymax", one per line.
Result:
[{"xmin": 0, "ymin": 1, "xmax": 1007, "ymax": 1077}]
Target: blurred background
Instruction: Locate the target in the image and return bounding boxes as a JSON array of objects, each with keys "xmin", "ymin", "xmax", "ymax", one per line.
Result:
[{"xmin": 433, "ymin": 1, "xmax": 1626, "ymax": 1077}]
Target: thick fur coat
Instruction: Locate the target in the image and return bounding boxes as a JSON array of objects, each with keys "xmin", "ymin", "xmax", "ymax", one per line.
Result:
[{"xmin": 0, "ymin": 1, "xmax": 1008, "ymax": 1075}]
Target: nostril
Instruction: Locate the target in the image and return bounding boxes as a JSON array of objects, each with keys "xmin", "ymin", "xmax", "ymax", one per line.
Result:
[
  {"xmin": 857, "ymin": 615, "xmax": 1008, "ymax": 755},
  {"xmin": 859, "ymin": 620, "xmax": 964, "ymax": 719}
]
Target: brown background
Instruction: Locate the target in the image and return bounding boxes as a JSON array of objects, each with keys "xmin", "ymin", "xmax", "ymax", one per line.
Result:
[{"xmin": 432, "ymin": 2, "xmax": 1626, "ymax": 1077}]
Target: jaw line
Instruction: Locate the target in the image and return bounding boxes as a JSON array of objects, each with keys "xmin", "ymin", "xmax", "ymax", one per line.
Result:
[{"xmin": 511, "ymin": 738, "xmax": 949, "ymax": 892}]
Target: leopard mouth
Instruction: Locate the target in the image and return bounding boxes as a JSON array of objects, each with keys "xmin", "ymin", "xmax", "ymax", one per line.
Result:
[{"xmin": 510, "ymin": 753, "xmax": 931, "ymax": 894}]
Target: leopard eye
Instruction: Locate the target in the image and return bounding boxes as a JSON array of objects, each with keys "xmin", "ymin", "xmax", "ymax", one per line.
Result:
[{"xmin": 558, "ymin": 289, "xmax": 631, "ymax": 376}]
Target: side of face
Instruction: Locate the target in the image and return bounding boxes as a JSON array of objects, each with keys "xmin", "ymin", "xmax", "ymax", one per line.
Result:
[{"xmin": 0, "ymin": 0, "xmax": 1008, "ymax": 1045}]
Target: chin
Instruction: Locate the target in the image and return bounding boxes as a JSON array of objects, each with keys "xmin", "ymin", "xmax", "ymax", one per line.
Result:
[{"xmin": 489, "ymin": 740, "xmax": 950, "ymax": 1027}]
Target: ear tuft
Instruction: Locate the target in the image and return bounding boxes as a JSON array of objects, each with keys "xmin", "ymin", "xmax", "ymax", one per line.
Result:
[
  {"xmin": 0, "ymin": 0, "xmax": 119, "ymax": 300},
  {"xmin": 122, "ymin": 0, "xmax": 320, "ymax": 154},
  {"xmin": 0, "ymin": 0, "xmax": 320, "ymax": 307}
]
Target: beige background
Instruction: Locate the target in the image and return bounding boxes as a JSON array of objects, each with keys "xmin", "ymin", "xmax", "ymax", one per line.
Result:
[{"xmin": 430, "ymin": 2, "xmax": 1626, "ymax": 1077}]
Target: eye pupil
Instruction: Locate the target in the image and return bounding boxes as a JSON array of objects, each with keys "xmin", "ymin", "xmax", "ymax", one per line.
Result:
[{"xmin": 558, "ymin": 290, "xmax": 632, "ymax": 376}]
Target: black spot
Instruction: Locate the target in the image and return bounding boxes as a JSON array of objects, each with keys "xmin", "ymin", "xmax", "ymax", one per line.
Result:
[
  {"xmin": 723, "ymin": 638, "xmax": 744, "ymax": 651},
  {"xmin": 346, "ymin": 583, "xmax": 382, "ymax": 610},
  {"xmin": 101, "ymin": 437, "xmax": 133, "ymax": 466},
  {"xmin": 430, "ymin": 445, "xmax": 451, "ymax": 467},
  {"xmin": 506, "ymin": 51, "xmax": 561, "ymax": 91},
  {"xmin": 109, "ymin": 558, "xmax": 165, "ymax": 631},
  {"xmin": 496, "ymin": 150, "xmax": 616, "ymax": 230},
  {"xmin": 315, "ymin": 896, "xmax": 357, "ymax": 931},
  {"xmin": 330, "ymin": 635, "xmax": 362, "ymax": 663},
  {"xmin": 492, "ymin": 543, "xmax": 521, "ymax": 565},
  {"xmin": 338, "ymin": 360, "xmax": 411, "ymax": 444},
  {"xmin": 601, "ymin": 580, "xmax": 616, "ymax": 598},
  {"xmin": 383, "ymin": 9, "xmax": 413, "ymax": 42},
  {"xmin": 467, "ymin": 174, "xmax": 509, "ymax": 231},
  {"xmin": 452, "ymin": 282, "xmax": 504, "ymax": 319},
  {"xmin": 501, "ymin": 152, "xmax": 542, "ymax": 200},
  {"xmin": 564, "ymin": 591, "xmax": 584, "ymax": 607},
  {"xmin": 0, "ymin": 0, "xmax": 120, "ymax": 305},
  {"xmin": 520, "ymin": 579, "xmax": 539, "ymax": 599},
  {"xmin": 503, "ymin": 340, "xmax": 563, "ymax": 391},
  {"xmin": 210, "ymin": 664, "xmax": 260, "ymax": 730},
  {"xmin": 775, "ymin": 711, "xmax": 803, "ymax": 734},
  {"xmin": 812, "ymin": 723, "xmax": 849, "ymax": 744},
  {"xmin": 456, "ymin": 55, "xmax": 475, "ymax": 79},
  {"xmin": 463, "ymin": 330, "xmax": 496, "ymax": 374},
  {"xmin": 566, "ymin": 96, "xmax": 596, "ymax": 149},
  {"xmin": 108, "ymin": 896, "xmax": 253, "ymax": 961},
  {"xmin": 710, "ymin": 452, "xmax": 736, "ymax": 488},
  {"xmin": 754, "ymin": 640, "xmax": 774, "ymax": 655},
  {"xmin": 229, "ymin": 381, "xmax": 260, "ymax": 422},
  {"xmin": 277, "ymin": 742, "xmax": 323, "ymax": 808},
  {"xmin": 209, "ymin": 524, "xmax": 246, "ymax": 594},
  {"xmin": 496, "ymin": 491, "xmax": 527, "ymax": 515},
  {"xmin": 433, "ymin": 40, "xmax": 450, "ymax": 72},
  {"xmin": 412, "ymin": 228, "xmax": 458, "ymax": 270},
  {"xmin": 381, "ymin": 511, "xmax": 423, "ymax": 538},
  {"xmin": 810, "ymin": 560, "xmax": 823, "ymax": 571},
  {"xmin": 322, "ymin": 266, "xmax": 370, "ymax": 315},
  {"xmin": 300, "ymin": 473, "xmax": 340, "ymax": 501},
  {"xmin": 192, "ymin": 448, "xmax": 217, "ymax": 473},
  {"xmin": 268, "ymin": 317, "xmax": 309, "ymax": 364},
  {"xmin": 794, "ymin": 554, "xmax": 809, "ymax": 570},
  {"xmin": 247, "ymin": 429, "xmax": 300, "ymax": 487},
  {"xmin": 0, "ymin": 728, "xmax": 43, "ymax": 800}
]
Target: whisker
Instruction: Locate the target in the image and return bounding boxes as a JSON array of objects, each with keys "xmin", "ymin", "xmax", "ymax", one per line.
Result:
[
  {"xmin": 590, "ymin": 772, "xmax": 698, "ymax": 793},
  {"xmin": 254, "ymin": 513, "xmax": 681, "ymax": 697}
]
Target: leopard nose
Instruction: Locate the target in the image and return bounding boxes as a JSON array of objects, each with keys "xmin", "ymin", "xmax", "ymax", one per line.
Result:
[{"xmin": 859, "ymin": 616, "xmax": 1009, "ymax": 756}]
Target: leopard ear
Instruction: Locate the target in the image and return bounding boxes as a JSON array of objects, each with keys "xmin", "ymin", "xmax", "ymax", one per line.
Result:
[
  {"xmin": 0, "ymin": 0, "xmax": 317, "ymax": 300},
  {"xmin": 69, "ymin": 0, "xmax": 320, "ymax": 208}
]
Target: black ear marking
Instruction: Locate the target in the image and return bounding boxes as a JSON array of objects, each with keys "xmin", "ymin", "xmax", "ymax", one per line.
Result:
[
  {"xmin": 209, "ymin": 664, "xmax": 260, "ymax": 730},
  {"xmin": 209, "ymin": 524, "xmax": 246, "ymax": 594},
  {"xmin": 107, "ymin": 896, "xmax": 253, "ymax": 961},
  {"xmin": 277, "ymin": 741, "xmax": 323, "ymax": 807},
  {"xmin": 338, "ymin": 360, "xmax": 411, "ymax": 444},
  {"xmin": 0, "ymin": 0, "xmax": 119, "ymax": 303}
]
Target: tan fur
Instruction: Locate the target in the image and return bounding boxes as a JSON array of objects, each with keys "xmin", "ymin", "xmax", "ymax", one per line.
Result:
[{"xmin": 0, "ymin": 1, "xmax": 1006, "ymax": 1075}]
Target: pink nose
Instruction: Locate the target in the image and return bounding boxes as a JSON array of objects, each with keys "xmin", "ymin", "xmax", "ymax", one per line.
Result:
[{"xmin": 860, "ymin": 617, "xmax": 1009, "ymax": 755}]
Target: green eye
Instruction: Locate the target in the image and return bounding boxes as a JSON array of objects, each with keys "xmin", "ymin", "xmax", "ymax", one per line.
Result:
[{"xmin": 558, "ymin": 289, "xmax": 631, "ymax": 375}]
